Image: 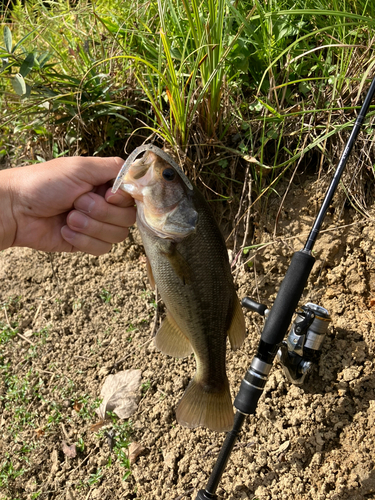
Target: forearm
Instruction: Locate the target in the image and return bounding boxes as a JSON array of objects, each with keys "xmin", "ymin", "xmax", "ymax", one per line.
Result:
[{"xmin": 0, "ymin": 168, "xmax": 18, "ymax": 251}]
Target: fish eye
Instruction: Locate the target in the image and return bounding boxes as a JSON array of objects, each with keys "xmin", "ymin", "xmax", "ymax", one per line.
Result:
[{"xmin": 162, "ymin": 168, "xmax": 176, "ymax": 181}]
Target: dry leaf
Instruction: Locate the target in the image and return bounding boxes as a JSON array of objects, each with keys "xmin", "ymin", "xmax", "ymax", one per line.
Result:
[
  {"xmin": 128, "ymin": 441, "xmax": 146, "ymax": 464},
  {"xmin": 35, "ymin": 428, "xmax": 45, "ymax": 438},
  {"xmin": 62, "ymin": 441, "xmax": 77, "ymax": 459},
  {"xmin": 97, "ymin": 369, "xmax": 142, "ymax": 420},
  {"xmin": 277, "ymin": 440, "xmax": 290, "ymax": 454},
  {"xmin": 73, "ymin": 401, "xmax": 83, "ymax": 412},
  {"xmin": 89, "ymin": 420, "xmax": 108, "ymax": 433}
]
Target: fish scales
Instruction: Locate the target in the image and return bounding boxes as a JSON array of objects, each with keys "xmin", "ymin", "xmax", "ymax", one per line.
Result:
[{"xmin": 139, "ymin": 188, "xmax": 233, "ymax": 384}]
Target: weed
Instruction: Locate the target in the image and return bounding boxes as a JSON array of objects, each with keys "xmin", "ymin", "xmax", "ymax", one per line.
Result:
[
  {"xmin": 126, "ymin": 323, "xmax": 137, "ymax": 333},
  {"xmin": 0, "ymin": 321, "xmax": 18, "ymax": 344},
  {"xmin": 87, "ymin": 468, "xmax": 103, "ymax": 486},
  {"xmin": 112, "ymin": 421, "xmax": 133, "ymax": 480},
  {"xmin": 73, "ymin": 299, "xmax": 85, "ymax": 310},
  {"xmin": 75, "ymin": 395, "xmax": 102, "ymax": 421},
  {"xmin": 100, "ymin": 288, "xmax": 112, "ymax": 303},
  {"xmin": 141, "ymin": 380, "xmax": 151, "ymax": 393},
  {"xmin": 0, "ymin": 455, "xmax": 26, "ymax": 488},
  {"xmin": 76, "ymin": 437, "xmax": 85, "ymax": 453},
  {"xmin": 96, "ymin": 418, "xmax": 133, "ymax": 480},
  {"xmin": 140, "ymin": 290, "xmax": 157, "ymax": 309}
]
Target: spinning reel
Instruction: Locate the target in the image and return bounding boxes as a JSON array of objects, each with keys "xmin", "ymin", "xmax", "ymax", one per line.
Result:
[{"xmin": 243, "ymin": 298, "xmax": 331, "ymax": 385}]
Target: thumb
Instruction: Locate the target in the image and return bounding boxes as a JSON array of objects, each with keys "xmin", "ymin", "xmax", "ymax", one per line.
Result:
[{"xmin": 70, "ymin": 156, "xmax": 125, "ymax": 186}]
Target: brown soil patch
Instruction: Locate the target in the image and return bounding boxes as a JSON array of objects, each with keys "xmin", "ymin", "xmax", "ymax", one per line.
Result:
[{"xmin": 1, "ymin": 177, "xmax": 375, "ymax": 500}]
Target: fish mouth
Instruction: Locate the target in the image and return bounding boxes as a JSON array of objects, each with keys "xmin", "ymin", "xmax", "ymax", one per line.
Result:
[
  {"xmin": 111, "ymin": 144, "xmax": 193, "ymax": 195},
  {"xmin": 120, "ymin": 153, "xmax": 155, "ymax": 202}
]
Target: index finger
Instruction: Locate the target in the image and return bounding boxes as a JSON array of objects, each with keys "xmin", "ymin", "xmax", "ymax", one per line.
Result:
[{"xmin": 105, "ymin": 188, "xmax": 135, "ymax": 208}]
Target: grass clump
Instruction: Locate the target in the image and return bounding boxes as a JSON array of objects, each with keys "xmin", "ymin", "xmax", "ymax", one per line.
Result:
[{"xmin": 2, "ymin": 0, "xmax": 375, "ymax": 204}]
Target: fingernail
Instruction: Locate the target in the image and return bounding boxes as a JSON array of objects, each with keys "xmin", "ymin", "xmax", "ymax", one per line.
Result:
[
  {"xmin": 105, "ymin": 192, "xmax": 120, "ymax": 203},
  {"xmin": 75, "ymin": 194, "xmax": 95, "ymax": 213},
  {"xmin": 61, "ymin": 225, "xmax": 77, "ymax": 241},
  {"xmin": 68, "ymin": 211, "xmax": 88, "ymax": 230}
]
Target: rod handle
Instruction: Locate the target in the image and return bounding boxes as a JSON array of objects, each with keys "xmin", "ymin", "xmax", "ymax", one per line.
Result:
[{"xmin": 261, "ymin": 250, "xmax": 315, "ymax": 345}]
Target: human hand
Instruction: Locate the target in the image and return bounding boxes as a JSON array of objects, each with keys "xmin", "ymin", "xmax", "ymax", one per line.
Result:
[{"xmin": 1, "ymin": 156, "xmax": 136, "ymax": 255}]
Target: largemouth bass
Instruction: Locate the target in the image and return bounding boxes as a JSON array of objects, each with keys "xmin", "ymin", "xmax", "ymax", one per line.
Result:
[{"xmin": 115, "ymin": 146, "xmax": 246, "ymax": 432}]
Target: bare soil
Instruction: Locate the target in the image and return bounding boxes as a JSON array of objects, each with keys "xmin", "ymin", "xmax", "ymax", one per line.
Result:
[{"xmin": 1, "ymin": 175, "xmax": 375, "ymax": 500}]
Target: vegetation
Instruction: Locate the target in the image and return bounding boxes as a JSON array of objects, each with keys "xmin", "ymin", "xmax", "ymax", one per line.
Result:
[
  {"xmin": 1, "ymin": 0, "xmax": 375, "ymax": 209},
  {"xmin": 0, "ymin": 294, "xmax": 133, "ymax": 497}
]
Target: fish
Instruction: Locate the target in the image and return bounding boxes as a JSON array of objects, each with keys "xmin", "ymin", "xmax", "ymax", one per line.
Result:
[{"xmin": 116, "ymin": 147, "xmax": 246, "ymax": 432}]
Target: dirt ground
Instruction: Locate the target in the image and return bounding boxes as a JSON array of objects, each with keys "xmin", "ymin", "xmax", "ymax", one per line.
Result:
[{"xmin": 1, "ymin": 173, "xmax": 375, "ymax": 500}]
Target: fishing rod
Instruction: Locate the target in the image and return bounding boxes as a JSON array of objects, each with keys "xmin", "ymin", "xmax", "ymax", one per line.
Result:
[{"xmin": 196, "ymin": 75, "xmax": 375, "ymax": 500}]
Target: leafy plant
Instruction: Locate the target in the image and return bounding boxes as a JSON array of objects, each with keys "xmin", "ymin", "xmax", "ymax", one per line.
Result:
[
  {"xmin": 100, "ymin": 288, "xmax": 112, "ymax": 303},
  {"xmin": 0, "ymin": 455, "xmax": 26, "ymax": 488}
]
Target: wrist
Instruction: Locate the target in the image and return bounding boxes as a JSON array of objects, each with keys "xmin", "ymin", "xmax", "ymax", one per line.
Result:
[{"xmin": 0, "ymin": 168, "xmax": 18, "ymax": 251}]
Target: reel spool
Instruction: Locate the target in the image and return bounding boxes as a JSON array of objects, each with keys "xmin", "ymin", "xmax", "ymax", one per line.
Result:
[{"xmin": 277, "ymin": 303, "xmax": 331, "ymax": 385}]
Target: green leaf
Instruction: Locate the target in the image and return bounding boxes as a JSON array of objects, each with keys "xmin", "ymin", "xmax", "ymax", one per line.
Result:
[
  {"xmin": 13, "ymin": 28, "xmax": 37, "ymax": 53},
  {"xmin": 37, "ymin": 51, "xmax": 50, "ymax": 68},
  {"xmin": 24, "ymin": 83, "xmax": 32, "ymax": 98},
  {"xmin": 4, "ymin": 27, "xmax": 12, "ymax": 53},
  {"xmin": 19, "ymin": 53, "xmax": 35, "ymax": 77},
  {"xmin": 11, "ymin": 73, "xmax": 26, "ymax": 96}
]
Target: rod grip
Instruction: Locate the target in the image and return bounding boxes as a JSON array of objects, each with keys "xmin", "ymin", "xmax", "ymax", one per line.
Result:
[{"xmin": 261, "ymin": 251, "xmax": 315, "ymax": 345}]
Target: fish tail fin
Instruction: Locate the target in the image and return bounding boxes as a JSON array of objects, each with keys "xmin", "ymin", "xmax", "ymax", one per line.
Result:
[{"xmin": 176, "ymin": 377, "xmax": 234, "ymax": 432}]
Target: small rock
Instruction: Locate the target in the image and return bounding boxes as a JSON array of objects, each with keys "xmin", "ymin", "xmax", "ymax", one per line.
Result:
[
  {"xmin": 65, "ymin": 486, "xmax": 76, "ymax": 500},
  {"xmin": 315, "ymin": 431, "xmax": 325, "ymax": 446},
  {"xmin": 98, "ymin": 366, "xmax": 110, "ymax": 377},
  {"xmin": 342, "ymin": 367, "xmax": 360, "ymax": 381},
  {"xmin": 62, "ymin": 441, "xmax": 77, "ymax": 459},
  {"xmin": 163, "ymin": 451, "xmax": 176, "ymax": 469},
  {"xmin": 50, "ymin": 449, "xmax": 60, "ymax": 474},
  {"xmin": 97, "ymin": 455, "xmax": 108, "ymax": 467}
]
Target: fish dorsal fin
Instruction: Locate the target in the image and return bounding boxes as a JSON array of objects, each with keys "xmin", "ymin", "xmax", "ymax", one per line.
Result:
[
  {"xmin": 146, "ymin": 256, "xmax": 155, "ymax": 289},
  {"xmin": 154, "ymin": 311, "xmax": 193, "ymax": 358},
  {"xmin": 227, "ymin": 294, "xmax": 246, "ymax": 350}
]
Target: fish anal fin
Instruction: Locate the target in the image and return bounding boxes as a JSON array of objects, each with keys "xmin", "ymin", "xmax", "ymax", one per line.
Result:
[
  {"xmin": 146, "ymin": 256, "xmax": 155, "ymax": 289},
  {"xmin": 154, "ymin": 312, "xmax": 193, "ymax": 358},
  {"xmin": 176, "ymin": 377, "xmax": 234, "ymax": 432},
  {"xmin": 227, "ymin": 294, "xmax": 246, "ymax": 350}
]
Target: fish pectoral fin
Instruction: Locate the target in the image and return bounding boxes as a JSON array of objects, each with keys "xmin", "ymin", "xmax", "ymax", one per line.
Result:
[
  {"xmin": 160, "ymin": 243, "xmax": 191, "ymax": 286},
  {"xmin": 154, "ymin": 312, "xmax": 193, "ymax": 358},
  {"xmin": 227, "ymin": 294, "xmax": 247, "ymax": 350},
  {"xmin": 146, "ymin": 256, "xmax": 156, "ymax": 289},
  {"xmin": 176, "ymin": 377, "xmax": 234, "ymax": 432}
]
